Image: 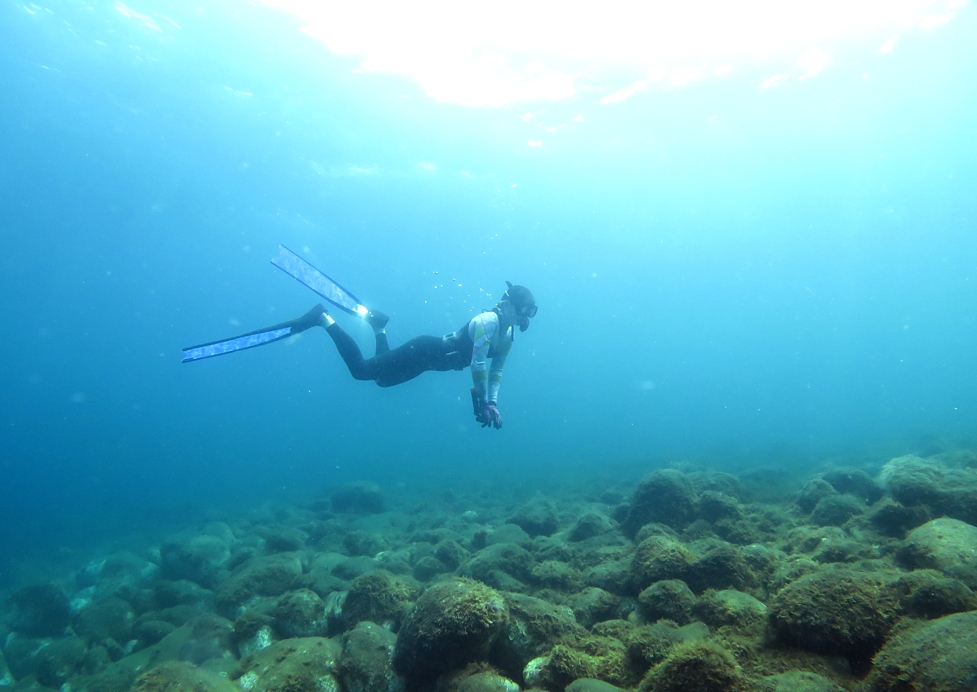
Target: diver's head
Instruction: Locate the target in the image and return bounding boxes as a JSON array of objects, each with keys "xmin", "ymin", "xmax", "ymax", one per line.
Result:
[{"xmin": 499, "ymin": 281, "xmax": 537, "ymax": 332}]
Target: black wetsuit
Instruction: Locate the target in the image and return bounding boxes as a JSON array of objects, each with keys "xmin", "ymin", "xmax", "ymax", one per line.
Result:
[{"xmin": 326, "ymin": 322, "xmax": 473, "ymax": 387}]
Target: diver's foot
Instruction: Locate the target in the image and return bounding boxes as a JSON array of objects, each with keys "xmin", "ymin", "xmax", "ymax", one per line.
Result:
[
  {"xmin": 292, "ymin": 303, "xmax": 328, "ymax": 331},
  {"xmin": 366, "ymin": 310, "xmax": 389, "ymax": 332},
  {"xmin": 297, "ymin": 303, "xmax": 332, "ymax": 329}
]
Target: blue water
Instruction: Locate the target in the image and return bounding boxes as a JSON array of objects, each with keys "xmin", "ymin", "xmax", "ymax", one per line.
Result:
[{"xmin": 1, "ymin": 0, "xmax": 976, "ymax": 582}]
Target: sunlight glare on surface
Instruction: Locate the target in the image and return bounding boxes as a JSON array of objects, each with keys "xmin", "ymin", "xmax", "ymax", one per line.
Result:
[{"xmin": 260, "ymin": 0, "xmax": 967, "ymax": 107}]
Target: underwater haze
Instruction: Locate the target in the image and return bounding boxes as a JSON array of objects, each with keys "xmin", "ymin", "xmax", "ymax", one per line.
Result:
[{"xmin": 1, "ymin": 0, "xmax": 976, "ymax": 579}]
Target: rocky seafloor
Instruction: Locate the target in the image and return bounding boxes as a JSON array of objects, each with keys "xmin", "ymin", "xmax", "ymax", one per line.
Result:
[{"xmin": 4, "ymin": 452, "xmax": 977, "ymax": 692}]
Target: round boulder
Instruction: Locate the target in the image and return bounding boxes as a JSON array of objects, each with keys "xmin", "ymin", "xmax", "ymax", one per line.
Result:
[
  {"xmin": 234, "ymin": 637, "xmax": 341, "ymax": 692},
  {"xmin": 897, "ymin": 517, "xmax": 977, "ymax": 588},
  {"xmin": 758, "ymin": 671, "xmax": 842, "ymax": 692},
  {"xmin": 638, "ymin": 580, "xmax": 696, "ymax": 625},
  {"xmin": 272, "ymin": 589, "xmax": 327, "ymax": 638},
  {"xmin": 35, "ymin": 636, "xmax": 88, "ymax": 688},
  {"xmin": 810, "ymin": 495, "xmax": 865, "ymax": 527},
  {"xmin": 5, "ymin": 582, "xmax": 71, "ymax": 636},
  {"xmin": 393, "ymin": 577, "xmax": 507, "ymax": 683},
  {"xmin": 340, "ymin": 621, "xmax": 401, "ymax": 692},
  {"xmin": 509, "ymin": 499, "xmax": 560, "ymax": 538},
  {"xmin": 623, "ymin": 470, "xmax": 698, "ymax": 535},
  {"xmin": 569, "ymin": 512, "xmax": 615, "ymax": 542},
  {"xmin": 72, "ymin": 596, "xmax": 135, "ymax": 644},
  {"xmin": 332, "ymin": 481, "xmax": 384, "ymax": 514},
  {"xmin": 795, "ymin": 479, "xmax": 837, "ymax": 514},
  {"xmin": 692, "ymin": 589, "xmax": 767, "ymax": 635},
  {"xmin": 769, "ymin": 569, "xmax": 892, "ymax": 662},
  {"xmin": 132, "ymin": 660, "xmax": 240, "ymax": 692},
  {"xmin": 630, "ymin": 536, "xmax": 693, "ymax": 592},
  {"xmin": 159, "ymin": 535, "xmax": 231, "ymax": 589},
  {"xmin": 638, "ymin": 640, "xmax": 745, "ymax": 692},
  {"xmin": 342, "ymin": 570, "xmax": 419, "ymax": 630},
  {"xmin": 821, "ymin": 467, "xmax": 884, "ymax": 504},
  {"xmin": 868, "ymin": 611, "xmax": 977, "ymax": 692}
]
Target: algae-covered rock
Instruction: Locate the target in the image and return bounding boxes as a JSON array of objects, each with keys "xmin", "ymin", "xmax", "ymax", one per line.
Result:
[
  {"xmin": 623, "ymin": 470, "xmax": 698, "ymax": 535},
  {"xmin": 509, "ymin": 499, "xmax": 560, "ymax": 538},
  {"xmin": 342, "ymin": 570, "xmax": 419, "ymax": 630},
  {"xmin": 154, "ymin": 579, "xmax": 214, "ymax": 610},
  {"xmin": 571, "ymin": 587, "xmax": 621, "ymax": 628},
  {"xmin": 5, "ymin": 583, "xmax": 71, "ymax": 636},
  {"xmin": 897, "ymin": 517, "xmax": 977, "ymax": 588},
  {"xmin": 412, "ymin": 556, "xmax": 446, "ymax": 582},
  {"xmin": 866, "ymin": 498, "xmax": 930, "ymax": 538},
  {"xmin": 159, "ymin": 535, "xmax": 231, "ymax": 589},
  {"xmin": 878, "ymin": 454, "xmax": 977, "ymax": 525},
  {"xmin": 3, "ymin": 631, "xmax": 50, "ymax": 679},
  {"xmin": 0, "ymin": 647, "xmax": 13, "ymax": 687},
  {"xmin": 435, "ymin": 540, "xmax": 470, "ymax": 570},
  {"xmin": 583, "ymin": 556, "xmax": 632, "ymax": 596},
  {"xmin": 530, "ymin": 560, "xmax": 581, "ymax": 591},
  {"xmin": 886, "ymin": 569, "xmax": 977, "ymax": 619},
  {"xmin": 343, "ymin": 530, "xmax": 390, "ymax": 557},
  {"xmin": 70, "ymin": 622, "xmax": 196, "ymax": 692},
  {"xmin": 630, "ymin": 536, "xmax": 693, "ymax": 592},
  {"xmin": 795, "ymin": 479, "xmax": 837, "ymax": 514},
  {"xmin": 566, "ymin": 679, "xmax": 626, "ymax": 692},
  {"xmin": 696, "ymin": 491, "xmax": 743, "ymax": 523},
  {"xmin": 691, "ymin": 589, "xmax": 767, "ymax": 635},
  {"xmin": 868, "ymin": 611, "xmax": 977, "ymax": 692},
  {"xmin": 177, "ymin": 613, "xmax": 236, "ymax": 665},
  {"xmin": 526, "ymin": 636, "xmax": 630, "ymax": 691},
  {"xmin": 456, "ymin": 670, "xmax": 520, "ymax": 692},
  {"xmin": 757, "ymin": 670, "xmax": 842, "ymax": 692},
  {"xmin": 34, "ymin": 636, "xmax": 88, "ymax": 688},
  {"xmin": 134, "ymin": 619, "xmax": 177, "ymax": 646},
  {"xmin": 686, "ymin": 542, "xmax": 755, "ymax": 594},
  {"xmin": 637, "ymin": 640, "xmax": 746, "ymax": 692},
  {"xmin": 769, "ymin": 569, "xmax": 893, "ymax": 662},
  {"xmin": 272, "ymin": 588, "xmax": 327, "ymax": 638},
  {"xmin": 234, "ymin": 637, "xmax": 341, "ymax": 692},
  {"xmin": 332, "ymin": 481, "xmax": 384, "ymax": 514},
  {"xmin": 619, "ymin": 620, "xmax": 709, "ymax": 679},
  {"xmin": 214, "ymin": 553, "xmax": 304, "ymax": 617},
  {"xmin": 459, "ymin": 543, "xmax": 534, "ymax": 590},
  {"xmin": 809, "ymin": 495, "xmax": 865, "ymax": 527},
  {"xmin": 393, "ymin": 578, "xmax": 507, "ymax": 683},
  {"xmin": 72, "ymin": 596, "xmax": 135, "ymax": 644},
  {"xmin": 569, "ymin": 513, "xmax": 615, "ymax": 542},
  {"xmin": 131, "ymin": 660, "xmax": 240, "ymax": 692},
  {"xmin": 490, "ymin": 592, "xmax": 583, "ymax": 679},
  {"xmin": 340, "ymin": 621, "xmax": 402, "ymax": 692},
  {"xmin": 821, "ymin": 467, "xmax": 884, "ymax": 504},
  {"xmin": 638, "ymin": 580, "xmax": 696, "ymax": 625}
]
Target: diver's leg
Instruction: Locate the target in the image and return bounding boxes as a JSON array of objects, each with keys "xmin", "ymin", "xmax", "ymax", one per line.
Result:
[
  {"xmin": 373, "ymin": 336, "xmax": 457, "ymax": 387},
  {"xmin": 368, "ymin": 311, "xmax": 390, "ymax": 356},
  {"xmin": 322, "ymin": 319, "xmax": 379, "ymax": 381}
]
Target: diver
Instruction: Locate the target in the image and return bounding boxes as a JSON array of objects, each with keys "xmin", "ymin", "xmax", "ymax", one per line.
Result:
[
  {"xmin": 182, "ymin": 245, "xmax": 537, "ymax": 429},
  {"xmin": 315, "ymin": 281, "xmax": 536, "ymax": 429}
]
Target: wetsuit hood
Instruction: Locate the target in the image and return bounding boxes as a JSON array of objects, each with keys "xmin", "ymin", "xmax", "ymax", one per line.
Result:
[{"xmin": 503, "ymin": 281, "xmax": 536, "ymax": 332}]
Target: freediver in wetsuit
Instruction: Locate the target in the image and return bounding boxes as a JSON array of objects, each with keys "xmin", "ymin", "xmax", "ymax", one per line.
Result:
[
  {"xmin": 181, "ymin": 246, "xmax": 536, "ymax": 429},
  {"xmin": 315, "ymin": 282, "xmax": 537, "ymax": 429}
]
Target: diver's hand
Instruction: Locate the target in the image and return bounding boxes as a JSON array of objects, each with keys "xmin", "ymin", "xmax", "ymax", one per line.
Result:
[{"xmin": 480, "ymin": 402, "xmax": 503, "ymax": 429}]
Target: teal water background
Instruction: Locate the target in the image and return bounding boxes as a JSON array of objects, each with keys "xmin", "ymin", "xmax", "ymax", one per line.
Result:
[{"xmin": 1, "ymin": 0, "xmax": 975, "ymax": 582}]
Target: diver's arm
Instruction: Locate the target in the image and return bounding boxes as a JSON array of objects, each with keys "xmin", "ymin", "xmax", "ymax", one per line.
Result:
[
  {"xmin": 487, "ymin": 351, "xmax": 508, "ymax": 404},
  {"xmin": 468, "ymin": 312, "xmax": 498, "ymax": 405}
]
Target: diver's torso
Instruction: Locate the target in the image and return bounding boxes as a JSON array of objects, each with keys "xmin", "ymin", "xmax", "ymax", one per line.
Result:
[{"xmin": 443, "ymin": 311, "xmax": 512, "ymax": 368}]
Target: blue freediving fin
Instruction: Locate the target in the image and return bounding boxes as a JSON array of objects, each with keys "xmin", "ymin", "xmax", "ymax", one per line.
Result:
[
  {"xmin": 181, "ymin": 304, "xmax": 325, "ymax": 363},
  {"xmin": 271, "ymin": 245, "xmax": 368, "ymax": 318}
]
